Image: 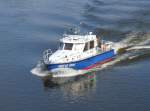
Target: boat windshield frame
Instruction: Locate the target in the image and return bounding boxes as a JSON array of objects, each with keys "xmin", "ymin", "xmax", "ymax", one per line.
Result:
[{"xmin": 59, "ymin": 42, "xmax": 64, "ymax": 50}]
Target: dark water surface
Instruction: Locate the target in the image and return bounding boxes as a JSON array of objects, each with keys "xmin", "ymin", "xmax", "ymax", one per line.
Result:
[{"xmin": 0, "ymin": 0, "xmax": 150, "ymax": 111}]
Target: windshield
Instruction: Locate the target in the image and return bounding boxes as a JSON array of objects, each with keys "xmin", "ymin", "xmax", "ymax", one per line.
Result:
[
  {"xmin": 59, "ymin": 42, "xmax": 64, "ymax": 50},
  {"xmin": 64, "ymin": 43, "xmax": 73, "ymax": 50}
]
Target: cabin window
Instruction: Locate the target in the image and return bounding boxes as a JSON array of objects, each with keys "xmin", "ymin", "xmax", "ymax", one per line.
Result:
[
  {"xmin": 90, "ymin": 41, "xmax": 94, "ymax": 49},
  {"xmin": 64, "ymin": 43, "xmax": 73, "ymax": 50},
  {"xmin": 83, "ymin": 42, "xmax": 88, "ymax": 51}
]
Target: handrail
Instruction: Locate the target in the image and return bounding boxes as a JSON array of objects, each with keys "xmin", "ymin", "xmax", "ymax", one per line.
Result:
[{"xmin": 43, "ymin": 49, "xmax": 52, "ymax": 64}]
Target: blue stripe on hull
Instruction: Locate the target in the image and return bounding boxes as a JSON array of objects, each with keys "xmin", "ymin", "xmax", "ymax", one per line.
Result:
[{"xmin": 47, "ymin": 49, "xmax": 115, "ymax": 70}]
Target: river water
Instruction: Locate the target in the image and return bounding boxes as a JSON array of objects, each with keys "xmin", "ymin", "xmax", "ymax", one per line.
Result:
[{"xmin": 0, "ymin": 0, "xmax": 150, "ymax": 111}]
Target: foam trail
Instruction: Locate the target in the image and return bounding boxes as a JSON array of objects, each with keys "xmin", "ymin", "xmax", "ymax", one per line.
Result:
[
  {"xmin": 127, "ymin": 46, "xmax": 150, "ymax": 50},
  {"xmin": 96, "ymin": 32, "xmax": 150, "ymax": 70}
]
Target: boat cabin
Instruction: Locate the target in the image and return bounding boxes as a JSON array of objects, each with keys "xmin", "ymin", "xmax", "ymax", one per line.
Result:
[
  {"xmin": 45, "ymin": 32, "xmax": 111, "ymax": 64},
  {"xmin": 59, "ymin": 32, "xmax": 99, "ymax": 53}
]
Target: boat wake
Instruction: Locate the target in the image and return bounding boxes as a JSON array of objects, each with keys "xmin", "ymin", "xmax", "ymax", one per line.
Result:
[
  {"xmin": 103, "ymin": 32, "xmax": 150, "ymax": 67},
  {"xmin": 31, "ymin": 32, "xmax": 150, "ymax": 78}
]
